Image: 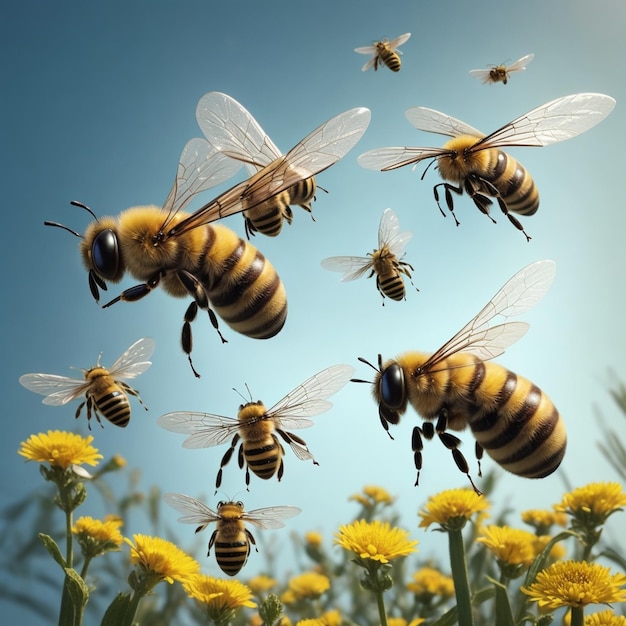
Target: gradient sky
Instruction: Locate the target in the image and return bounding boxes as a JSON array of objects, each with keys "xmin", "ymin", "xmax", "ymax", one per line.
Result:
[{"xmin": 3, "ymin": 0, "xmax": 626, "ymax": 623}]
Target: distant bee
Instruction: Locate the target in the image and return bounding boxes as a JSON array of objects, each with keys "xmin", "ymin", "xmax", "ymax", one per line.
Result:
[
  {"xmin": 355, "ymin": 32, "xmax": 411, "ymax": 72},
  {"xmin": 469, "ymin": 53, "xmax": 534, "ymax": 85},
  {"xmin": 157, "ymin": 364, "xmax": 354, "ymax": 489},
  {"xmin": 163, "ymin": 493, "xmax": 300, "ymax": 576},
  {"xmin": 358, "ymin": 93, "xmax": 615, "ymax": 240},
  {"xmin": 354, "ymin": 260, "xmax": 565, "ymax": 493},
  {"xmin": 45, "ymin": 101, "xmax": 370, "ymax": 376},
  {"xmin": 19, "ymin": 337, "xmax": 155, "ymax": 428},
  {"xmin": 321, "ymin": 208, "xmax": 416, "ymax": 303}
]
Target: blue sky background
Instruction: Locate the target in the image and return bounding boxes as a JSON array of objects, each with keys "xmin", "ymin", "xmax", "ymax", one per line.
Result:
[{"xmin": 3, "ymin": 0, "xmax": 626, "ymax": 622}]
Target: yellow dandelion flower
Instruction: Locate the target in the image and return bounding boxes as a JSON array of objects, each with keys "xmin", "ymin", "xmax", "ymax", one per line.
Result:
[
  {"xmin": 296, "ymin": 619, "xmax": 326, "ymax": 626},
  {"xmin": 18, "ymin": 430, "xmax": 102, "ymax": 470},
  {"xmin": 305, "ymin": 531, "xmax": 323, "ymax": 547},
  {"xmin": 521, "ymin": 560, "xmax": 626, "ymax": 610},
  {"xmin": 72, "ymin": 515, "xmax": 123, "ymax": 556},
  {"xmin": 250, "ymin": 615, "xmax": 263, "ymax": 626},
  {"xmin": 320, "ymin": 609, "xmax": 341, "ymax": 626},
  {"xmin": 408, "ymin": 620, "xmax": 426, "ymax": 626},
  {"xmin": 585, "ymin": 609, "xmax": 626, "ymax": 625},
  {"xmin": 556, "ymin": 482, "xmax": 626, "ymax": 527},
  {"xmin": 522, "ymin": 508, "xmax": 569, "ymax": 533},
  {"xmin": 284, "ymin": 571, "xmax": 330, "ymax": 600},
  {"xmin": 477, "ymin": 525, "xmax": 537, "ymax": 567},
  {"xmin": 125, "ymin": 534, "xmax": 200, "ymax": 585},
  {"xmin": 533, "ymin": 535, "xmax": 567, "ymax": 561},
  {"xmin": 334, "ymin": 519, "xmax": 418, "ymax": 564},
  {"xmin": 363, "ymin": 485, "xmax": 395, "ymax": 505},
  {"xmin": 387, "ymin": 618, "xmax": 408, "ymax": 626},
  {"xmin": 184, "ymin": 574, "xmax": 255, "ymax": 609},
  {"xmin": 418, "ymin": 488, "xmax": 489, "ymax": 531},
  {"xmin": 247, "ymin": 574, "xmax": 277, "ymax": 594},
  {"xmin": 407, "ymin": 566, "xmax": 455, "ymax": 599}
]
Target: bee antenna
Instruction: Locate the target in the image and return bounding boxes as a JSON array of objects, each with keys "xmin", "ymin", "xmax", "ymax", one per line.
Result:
[
  {"xmin": 420, "ymin": 158, "xmax": 437, "ymax": 181},
  {"xmin": 232, "ymin": 384, "xmax": 253, "ymax": 403},
  {"xmin": 357, "ymin": 356, "xmax": 381, "ymax": 373},
  {"xmin": 44, "ymin": 221, "xmax": 83, "ymax": 238},
  {"xmin": 351, "ymin": 378, "xmax": 372, "ymax": 384},
  {"xmin": 70, "ymin": 200, "xmax": 99, "ymax": 221}
]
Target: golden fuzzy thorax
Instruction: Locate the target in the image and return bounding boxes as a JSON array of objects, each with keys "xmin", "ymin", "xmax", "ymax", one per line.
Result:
[
  {"xmin": 437, "ymin": 136, "xmax": 495, "ymax": 182},
  {"xmin": 237, "ymin": 402, "xmax": 274, "ymax": 440}
]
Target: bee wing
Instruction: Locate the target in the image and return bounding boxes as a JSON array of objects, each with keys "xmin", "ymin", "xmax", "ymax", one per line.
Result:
[
  {"xmin": 107, "ymin": 337, "xmax": 156, "ymax": 380},
  {"xmin": 18, "ymin": 373, "xmax": 90, "ymax": 406},
  {"xmin": 162, "ymin": 492, "xmax": 219, "ymax": 530},
  {"xmin": 425, "ymin": 260, "xmax": 556, "ymax": 365},
  {"xmin": 320, "ymin": 256, "xmax": 374, "ymax": 281},
  {"xmin": 156, "ymin": 412, "xmax": 240, "ymax": 449},
  {"xmin": 196, "ymin": 92, "xmax": 282, "ymax": 175},
  {"xmin": 472, "ymin": 93, "xmax": 616, "ymax": 149},
  {"xmin": 242, "ymin": 506, "xmax": 302, "ymax": 530},
  {"xmin": 387, "ymin": 32, "xmax": 411, "ymax": 51},
  {"xmin": 506, "ymin": 53, "xmax": 534, "ymax": 73},
  {"xmin": 378, "ymin": 207, "xmax": 412, "ymax": 255},
  {"xmin": 405, "ymin": 106, "xmax": 484, "ymax": 139},
  {"xmin": 162, "ymin": 138, "xmax": 243, "ymax": 216},
  {"xmin": 164, "ymin": 107, "xmax": 371, "ymax": 235},
  {"xmin": 468, "ymin": 68, "xmax": 495, "ymax": 83},
  {"xmin": 354, "ymin": 44, "xmax": 377, "ymax": 55},
  {"xmin": 357, "ymin": 146, "xmax": 450, "ymax": 172}
]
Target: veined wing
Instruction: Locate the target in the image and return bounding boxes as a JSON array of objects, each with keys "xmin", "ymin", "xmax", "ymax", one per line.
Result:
[
  {"xmin": 162, "ymin": 492, "xmax": 219, "ymax": 530},
  {"xmin": 357, "ymin": 145, "xmax": 449, "ymax": 171},
  {"xmin": 156, "ymin": 411, "xmax": 240, "ymax": 449},
  {"xmin": 108, "ymin": 337, "xmax": 156, "ymax": 379},
  {"xmin": 321, "ymin": 255, "xmax": 375, "ymax": 281},
  {"xmin": 405, "ymin": 106, "xmax": 484, "ymax": 138},
  {"xmin": 386, "ymin": 32, "xmax": 411, "ymax": 51},
  {"xmin": 19, "ymin": 373, "xmax": 90, "ymax": 406},
  {"xmin": 378, "ymin": 208, "xmax": 412, "ymax": 256},
  {"xmin": 242, "ymin": 506, "xmax": 302, "ymax": 530},
  {"xmin": 506, "ymin": 52, "xmax": 535, "ymax": 73}
]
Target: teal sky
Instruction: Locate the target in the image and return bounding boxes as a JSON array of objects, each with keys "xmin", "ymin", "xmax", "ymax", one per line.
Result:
[{"xmin": 3, "ymin": 0, "xmax": 626, "ymax": 623}]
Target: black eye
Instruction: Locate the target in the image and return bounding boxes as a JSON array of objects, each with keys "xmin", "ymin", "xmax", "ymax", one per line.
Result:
[
  {"xmin": 92, "ymin": 228, "xmax": 119, "ymax": 279},
  {"xmin": 380, "ymin": 363, "xmax": 406, "ymax": 410}
]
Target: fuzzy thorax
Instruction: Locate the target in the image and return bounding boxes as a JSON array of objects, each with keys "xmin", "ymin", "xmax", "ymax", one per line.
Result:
[{"xmin": 437, "ymin": 136, "xmax": 495, "ymax": 183}]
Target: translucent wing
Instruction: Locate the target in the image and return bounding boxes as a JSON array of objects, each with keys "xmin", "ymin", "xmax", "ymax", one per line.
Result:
[
  {"xmin": 321, "ymin": 255, "xmax": 375, "ymax": 281},
  {"xmin": 156, "ymin": 412, "xmax": 241, "ymax": 449},
  {"xmin": 354, "ymin": 44, "xmax": 377, "ymax": 55},
  {"xmin": 162, "ymin": 107, "xmax": 371, "ymax": 237},
  {"xmin": 242, "ymin": 506, "xmax": 302, "ymax": 530},
  {"xmin": 387, "ymin": 32, "xmax": 411, "ymax": 51},
  {"xmin": 19, "ymin": 373, "xmax": 90, "ymax": 406},
  {"xmin": 358, "ymin": 145, "xmax": 449, "ymax": 171},
  {"xmin": 162, "ymin": 492, "xmax": 219, "ymax": 531},
  {"xmin": 107, "ymin": 337, "xmax": 156, "ymax": 380},
  {"xmin": 506, "ymin": 52, "xmax": 534, "ymax": 73},
  {"xmin": 378, "ymin": 208, "xmax": 412, "ymax": 256},
  {"xmin": 161, "ymin": 138, "xmax": 243, "ymax": 217},
  {"xmin": 196, "ymin": 92, "xmax": 282, "ymax": 175},
  {"xmin": 405, "ymin": 107, "xmax": 484, "ymax": 138},
  {"xmin": 468, "ymin": 67, "xmax": 496, "ymax": 83},
  {"xmin": 423, "ymin": 260, "xmax": 556, "ymax": 367}
]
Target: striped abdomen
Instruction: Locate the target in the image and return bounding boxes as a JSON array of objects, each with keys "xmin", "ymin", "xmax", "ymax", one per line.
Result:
[
  {"xmin": 213, "ymin": 531, "xmax": 251, "ymax": 576},
  {"xmin": 85, "ymin": 370, "xmax": 131, "ymax": 427},
  {"xmin": 201, "ymin": 224, "xmax": 287, "ymax": 339},
  {"xmin": 378, "ymin": 48, "xmax": 401, "ymax": 72},
  {"xmin": 377, "ymin": 268, "xmax": 405, "ymax": 301},
  {"xmin": 242, "ymin": 435, "xmax": 283, "ymax": 480}
]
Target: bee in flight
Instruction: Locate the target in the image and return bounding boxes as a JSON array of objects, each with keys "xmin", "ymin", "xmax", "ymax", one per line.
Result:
[
  {"xmin": 19, "ymin": 337, "xmax": 155, "ymax": 428},
  {"xmin": 355, "ymin": 32, "xmax": 411, "ymax": 72},
  {"xmin": 45, "ymin": 99, "xmax": 371, "ymax": 376},
  {"xmin": 197, "ymin": 92, "xmax": 319, "ymax": 237},
  {"xmin": 163, "ymin": 493, "xmax": 300, "ymax": 576},
  {"xmin": 469, "ymin": 53, "xmax": 534, "ymax": 85},
  {"xmin": 353, "ymin": 260, "xmax": 565, "ymax": 493},
  {"xmin": 157, "ymin": 364, "xmax": 354, "ymax": 489},
  {"xmin": 321, "ymin": 208, "xmax": 417, "ymax": 303},
  {"xmin": 357, "ymin": 93, "xmax": 615, "ymax": 240}
]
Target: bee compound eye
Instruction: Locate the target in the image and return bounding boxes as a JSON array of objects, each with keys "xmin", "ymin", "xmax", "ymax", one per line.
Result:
[
  {"xmin": 380, "ymin": 363, "xmax": 406, "ymax": 410},
  {"xmin": 92, "ymin": 228, "xmax": 120, "ymax": 279}
]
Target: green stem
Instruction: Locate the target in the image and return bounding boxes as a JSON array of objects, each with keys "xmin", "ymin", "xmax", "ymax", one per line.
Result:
[
  {"xmin": 58, "ymin": 510, "xmax": 75, "ymax": 626},
  {"xmin": 448, "ymin": 528, "xmax": 474, "ymax": 626},
  {"xmin": 79, "ymin": 556, "xmax": 93, "ymax": 581},
  {"xmin": 570, "ymin": 605, "xmax": 584, "ymax": 626},
  {"xmin": 373, "ymin": 585, "xmax": 388, "ymax": 626}
]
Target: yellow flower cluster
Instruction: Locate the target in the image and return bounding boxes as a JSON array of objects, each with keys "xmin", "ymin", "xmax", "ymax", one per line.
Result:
[
  {"xmin": 406, "ymin": 566, "xmax": 454, "ymax": 599},
  {"xmin": 184, "ymin": 574, "xmax": 256, "ymax": 609},
  {"xmin": 418, "ymin": 488, "xmax": 489, "ymax": 530},
  {"xmin": 18, "ymin": 430, "xmax": 102, "ymax": 470},
  {"xmin": 556, "ymin": 482, "xmax": 626, "ymax": 526},
  {"xmin": 282, "ymin": 571, "xmax": 331, "ymax": 603}
]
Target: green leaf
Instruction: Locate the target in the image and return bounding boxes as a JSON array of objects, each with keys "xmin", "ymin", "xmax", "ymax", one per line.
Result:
[
  {"xmin": 100, "ymin": 592, "xmax": 134, "ymax": 626},
  {"xmin": 485, "ymin": 576, "xmax": 514, "ymax": 626},
  {"xmin": 38, "ymin": 532, "xmax": 66, "ymax": 569}
]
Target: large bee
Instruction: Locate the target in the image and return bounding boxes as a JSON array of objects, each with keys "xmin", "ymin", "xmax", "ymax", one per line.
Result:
[
  {"xmin": 196, "ymin": 92, "xmax": 316, "ymax": 237},
  {"xmin": 163, "ymin": 493, "xmax": 300, "ymax": 576},
  {"xmin": 357, "ymin": 93, "xmax": 615, "ymax": 240},
  {"xmin": 469, "ymin": 53, "xmax": 534, "ymax": 85},
  {"xmin": 19, "ymin": 337, "xmax": 155, "ymax": 428},
  {"xmin": 355, "ymin": 32, "xmax": 411, "ymax": 72},
  {"xmin": 321, "ymin": 208, "xmax": 416, "ymax": 303},
  {"xmin": 354, "ymin": 260, "xmax": 565, "ymax": 493},
  {"xmin": 157, "ymin": 364, "xmax": 354, "ymax": 489},
  {"xmin": 46, "ymin": 101, "xmax": 370, "ymax": 376}
]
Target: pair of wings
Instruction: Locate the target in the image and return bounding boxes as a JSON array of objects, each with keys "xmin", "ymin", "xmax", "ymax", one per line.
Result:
[
  {"xmin": 321, "ymin": 208, "xmax": 413, "ymax": 281},
  {"xmin": 354, "ymin": 33, "xmax": 411, "ymax": 71},
  {"xmin": 357, "ymin": 92, "xmax": 616, "ymax": 172},
  {"xmin": 18, "ymin": 338, "xmax": 155, "ymax": 406},
  {"xmin": 469, "ymin": 53, "xmax": 534, "ymax": 84},
  {"xmin": 163, "ymin": 493, "xmax": 301, "ymax": 531},
  {"xmin": 158, "ymin": 93, "xmax": 371, "ymax": 238},
  {"xmin": 157, "ymin": 364, "xmax": 355, "ymax": 459}
]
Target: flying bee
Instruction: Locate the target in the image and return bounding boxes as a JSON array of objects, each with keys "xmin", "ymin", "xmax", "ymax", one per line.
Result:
[
  {"xmin": 354, "ymin": 260, "xmax": 565, "ymax": 493},
  {"xmin": 157, "ymin": 364, "xmax": 354, "ymax": 489},
  {"xmin": 163, "ymin": 493, "xmax": 300, "ymax": 576},
  {"xmin": 357, "ymin": 93, "xmax": 615, "ymax": 240},
  {"xmin": 321, "ymin": 208, "xmax": 417, "ymax": 303},
  {"xmin": 197, "ymin": 92, "xmax": 319, "ymax": 237},
  {"xmin": 355, "ymin": 32, "xmax": 411, "ymax": 72},
  {"xmin": 45, "ymin": 101, "xmax": 371, "ymax": 376},
  {"xmin": 19, "ymin": 337, "xmax": 155, "ymax": 428},
  {"xmin": 469, "ymin": 53, "xmax": 535, "ymax": 85}
]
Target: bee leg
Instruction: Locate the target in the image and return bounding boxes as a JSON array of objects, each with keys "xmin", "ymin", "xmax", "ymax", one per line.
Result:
[
  {"xmin": 75, "ymin": 400, "xmax": 86, "ymax": 421},
  {"xmin": 245, "ymin": 529, "xmax": 259, "ymax": 553},
  {"xmin": 464, "ymin": 177, "xmax": 497, "ymax": 224},
  {"xmin": 433, "ymin": 183, "xmax": 462, "ymax": 226},
  {"xmin": 475, "ymin": 441, "xmax": 484, "ymax": 477},
  {"xmin": 207, "ymin": 530, "xmax": 217, "ymax": 556},
  {"xmin": 101, "ymin": 271, "xmax": 164, "ymax": 308},
  {"xmin": 214, "ymin": 435, "xmax": 239, "ymax": 493},
  {"xmin": 120, "ymin": 383, "xmax": 148, "ymax": 411},
  {"xmin": 412, "ymin": 426, "xmax": 424, "ymax": 486},
  {"xmin": 88, "ymin": 270, "xmax": 107, "ymax": 302},
  {"xmin": 182, "ymin": 302, "xmax": 202, "ymax": 378}
]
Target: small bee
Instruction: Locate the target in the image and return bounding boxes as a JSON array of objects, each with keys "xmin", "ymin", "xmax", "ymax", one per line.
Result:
[
  {"xmin": 469, "ymin": 53, "xmax": 534, "ymax": 85},
  {"xmin": 163, "ymin": 493, "xmax": 300, "ymax": 576},
  {"xmin": 355, "ymin": 32, "xmax": 411, "ymax": 72},
  {"xmin": 357, "ymin": 93, "xmax": 615, "ymax": 240},
  {"xmin": 321, "ymin": 208, "xmax": 416, "ymax": 303},
  {"xmin": 45, "ymin": 101, "xmax": 370, "ymax": 376},
  {"xmin": 157, "ymin": 364, "xmax": 354, "ymax": 489},
  {"xmin": 19, "ymin": 337, "xmax": 155, "ymax": 428},
  {"xmin": 354, "ymin": 260, "xmax": 565, "ymax": 493}
]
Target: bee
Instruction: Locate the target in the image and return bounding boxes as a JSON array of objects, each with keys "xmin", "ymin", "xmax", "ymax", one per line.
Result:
[
  {"xmin": 157, "ymin": 364, "xmax": 354, "ymax": 489},
  {"xmin": 469, "ymin": 53, "xmax": 535, "ymax": 85},
  {"xmin": 163, "ymin": 493, "xmax": 300, "ymax": 576},
  {"xmin": 354, "ymin": 260, "xmax": 565, "ymax": 493},
  {"xmin": 355, "ymin": 32, "xmax": 411, "ymax": 72},
  {"xmin": 19, "ymin": 337, "xmax": 155, "ymax": 428},
  {"xmin": 196, "ymin": 92, "xmax": 316, "ymax": 237},
  {"xmin": 357, "ymin": 93, "xmax": 615, "ymax": 240},
  {"xmin": 45, "ymin": 102, "xmax": 371, "ymax": 376},
  {"xmin": 321, "ymin": 208, "xmax": 416, "ymax": 303}
]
